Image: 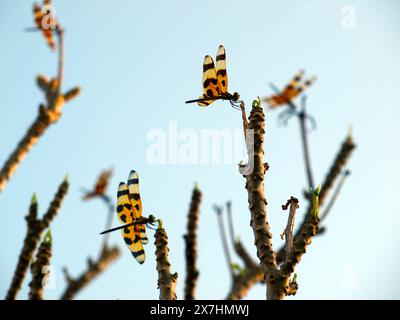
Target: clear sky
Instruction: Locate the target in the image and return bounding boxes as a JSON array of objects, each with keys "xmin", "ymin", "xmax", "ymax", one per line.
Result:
[{"xmin": 1, "ymin": 0, "xmax": 399, "ymax": 300}]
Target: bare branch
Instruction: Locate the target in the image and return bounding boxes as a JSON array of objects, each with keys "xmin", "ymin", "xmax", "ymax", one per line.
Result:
[
  {"xmin": 226, "ymin": 201, "xmax": 235, "ymax": 245},
  {"xmin": 281, "ymin": 197, "xmax": 299, "ymax": 261},
  {"xmin": 279, "ymin": 189, "xmax": 320, "ymax": 279},
  {"xmin": 154, "ymin": 223, "xmax": 178, "ymax": 300},
  {"xmin": 276, "ymin": 133, "xmax": 356, "ymax": 264},
  {"xmin": 99, "ymin": 195, "xmax": 115, "ymax": 255},
  {"xmin": 224, "ymin": 201, "xmax": 260, "ymax": 300},
  {"xmin": 214, "ymin": 205, "xmax": 234, "ymax": 280},
  {"xmin": 183, "ymin": 185, "xmax": 202, "ymax": 300},
  {"xmin": 240, "ymin": 102, "xmax": 249, "ymax": 140},
  {"xmin": 60, "ymin": 245, "xmax": 120, "ymax": 300},
  {"xmin": 239, "ymin": 99, "xmax": 279, "ymax": 299},
  {"xmin": 320, "ymin": 169, "xmax": 351, "ymax": 222},
  {"xmin": 0, "ymin": 25, "xmax": 80, "ymax": 193},
  {"xmin": 226, "ymin": 131, "xmax": 356, "ymax": 299},
  {"xmin": 29, "ymin": 230, "xmax": 52, "ymax": 300},
  {"xmin": 298, "ymin": 96, "xmax": 315, "ymax": 190},
  {"xmin": 226, "ymin": 202, "xmax": 257, "ymax": 270},
  {"xmin": 5, "ymin": 177, "xmax": 69, "ymax": 300},
  {"xmin": 226, "ymin": 267, "xmax": 264, "ymax": 300}
]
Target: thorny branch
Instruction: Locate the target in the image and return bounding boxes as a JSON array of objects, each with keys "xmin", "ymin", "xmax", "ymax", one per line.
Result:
[
  {"xmin": 155, "ymin": 222, "xmax": 178, "ymax": 300},
  {"xmin": 5, "ymin": 177, "xmax": 69, "ymax": 300},
  {"xmin": 183, "ymin": 185, "xmax": 202, "ymax": 300}
]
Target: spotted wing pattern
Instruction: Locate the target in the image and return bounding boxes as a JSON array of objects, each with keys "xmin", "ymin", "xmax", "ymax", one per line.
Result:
[
  {"xmin": 116, "ymin": 182, "xmax": 145, "ymax": 264},
  {"xmin": 216, "ymin": 45, "xmax": 228, "ymax": 94},
  {"xmin": 127, "ymin": 170, "xmax": 148, "ymax": 245},
  {"xmin": 197, "ymin": 55, "xmax": 220, "ymax": 107}
]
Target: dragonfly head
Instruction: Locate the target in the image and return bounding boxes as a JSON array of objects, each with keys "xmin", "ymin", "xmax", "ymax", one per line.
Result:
[{"xmin": 148, "ymin": 214, "xmax": 157, "ymax": 224}]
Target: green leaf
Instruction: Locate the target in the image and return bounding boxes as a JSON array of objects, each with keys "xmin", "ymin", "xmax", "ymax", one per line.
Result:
[
  {"xmin": 252, "ymin": 97, "xmax": 261, "ymax": 109},
  {"xmin": 311, "ymin": 185, "xmax": 320, "ymax": 219},
  {"xmin": 43, "ymin": 229, "xmax": 52, "ymax": 245},
  {"xmin": 31, "ymin": 193, "xmax": 37, "ymax": 204}
]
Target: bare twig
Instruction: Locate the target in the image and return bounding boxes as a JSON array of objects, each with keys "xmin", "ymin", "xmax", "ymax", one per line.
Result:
[
  {"xmin": 224, "ymin": 201, "xmax": 261, "ymax": 300},
  {"xmin": 226, "ymin": 202, "xmax": 257, "ymax": 269},
  {"xmin": 214, "ymin": 205, "xmax": 234, "ymax": 280},
  {"xmin": 60, "ymin": 245, "xmax": 120, "ymax": 300},
  {"xmin": 0, "ymin": 22, "xmax": 80, "ymax": 193},
  {"xmin": 281, "ymin": 197, "xmax": 299, "ymax": 261},
  {"xmin": 99, "ymin": 195, "xmax": 115, "ymax": 255},
  {"xmin": 81, "ymin": 168, "xmax": 114, "ymax": 253},
  {"xmin": 279, "ymin": 189, "xmax": 320, "ymax": 279},
  {"xmin": 318, "ymin": 134, "xmax": 355, "ymax": 206},
  {"xmin": 226, "ymin": 201, "xmax": 235, "ymax": 245},
  {"xmin": 320, "ymin": 169, "xmax": 351, "ymax": 222},
  {"xmin": 5, "ymin": 177, "xmax": 69, "ymax": 299},
  {"xmin": 154, "ymin": 222, "xmax": 178, "ymax": 300},
  {"xmin": 29, "ymin": 230, "xmax": 52, "ymax": 300},
  {"xmin": 226, "ymin": 267, "xmax": 264, "ymax": 300},
  {"xmin": 240, "ymin": 102, "xmax": 249, "ymax": 140},
  {"xmin": 298, "ymin": 97, "xmax": 315, "ymax": 190},
  {"xmin": 56, "ymin": 27, "xmax": 64, "ymax": 95},
  {"xmin": 183, "ymin": 185, "xmax": 202, "ymax": 300}
]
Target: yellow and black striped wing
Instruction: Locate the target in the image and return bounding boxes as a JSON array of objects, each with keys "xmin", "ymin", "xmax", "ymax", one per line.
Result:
[
  {"xmin": 216, "ymin": 45, "xmax": 228, "ymax": 94},
  {"xmin": 116, "ymin": 182, "xmax": 145, "ymax": 264},
  {"xmin": 127, "ymin": 170, "xmax": 148, "ymax": 245},
  {"xmin": 33, "ymin": 2, "xmax": 56, "ymax": 50},
  {"xmin": 198, "ymin": 55, "xmax": 220, "ymax": 107},
  {"xmin": 296, "ymin": 76, "xmax": 317, "ymax": 95}
]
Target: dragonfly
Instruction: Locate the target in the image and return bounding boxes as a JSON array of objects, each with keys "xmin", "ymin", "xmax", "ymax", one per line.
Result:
[
  {"xmin": 82, "ymin": 169, "xmax": 113, "ymax": 201},
  {"xmin": 29, "ymin": 0, "xmax": 58, "ymax": 50},
  {"xmin": 263, "ymin": 70, "xmax": 317, "ymax": 129},
  {"xmin": 100, "ymin": 170, "xmax": 155, "ymax": 264},
  {"xmin": 263, "ymin": 70, "xmax": 316, "ymax": 109},
  {"xmin": 185, "ymin": 45, "xmax": 242, "ymax": 110}
]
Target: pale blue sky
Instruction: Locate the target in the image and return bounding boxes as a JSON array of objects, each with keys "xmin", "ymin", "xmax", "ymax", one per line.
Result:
[{"xmin": 1, "ymin": 0, "xmax": 400, "ymax": 299}]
